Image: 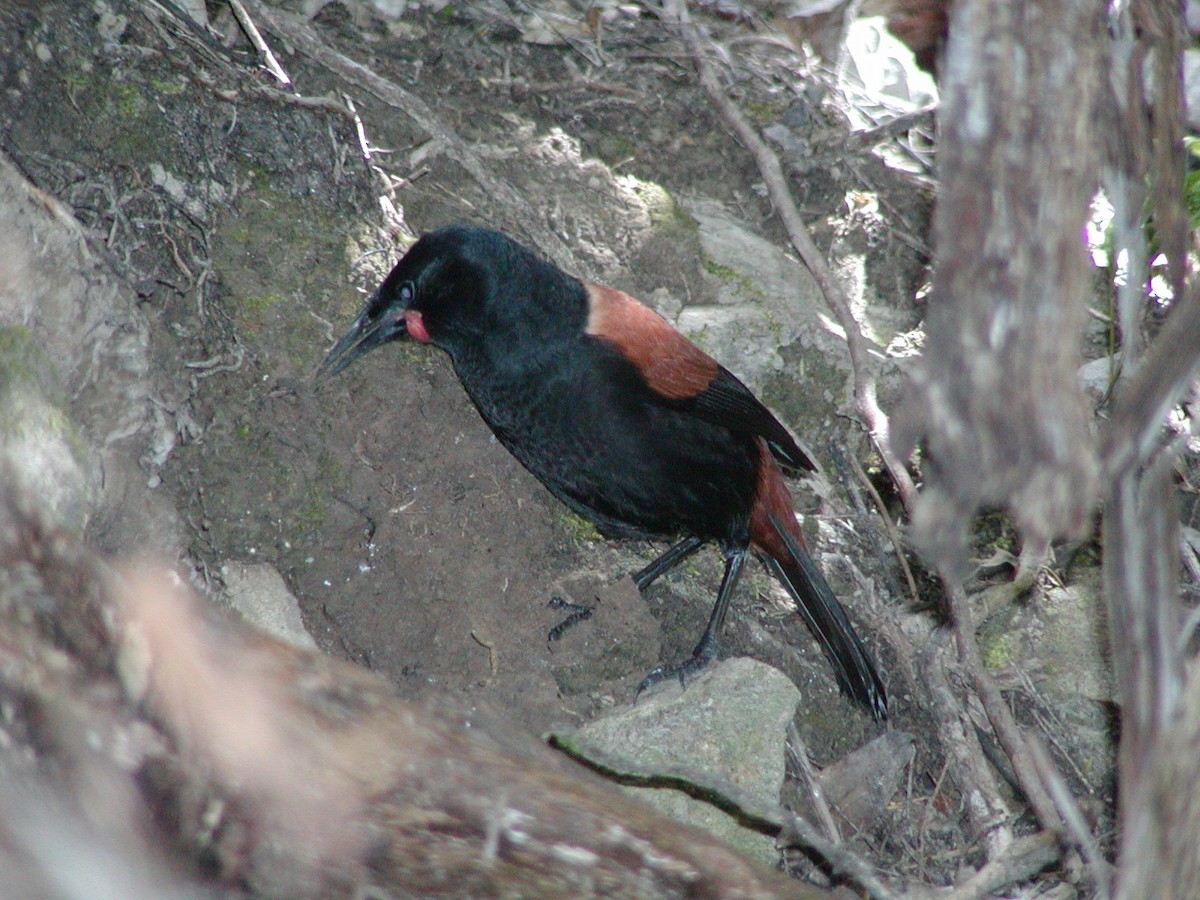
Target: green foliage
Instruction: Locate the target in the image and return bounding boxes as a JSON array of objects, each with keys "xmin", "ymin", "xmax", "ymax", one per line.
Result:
[{"xmin": 1184, "ymin": 136, "xmax": 1200, "ymax": 231}]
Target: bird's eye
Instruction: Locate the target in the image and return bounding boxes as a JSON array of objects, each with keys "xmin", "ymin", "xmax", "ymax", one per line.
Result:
[{"xmin": 400, "ymin": 282, "xmax": 415, "ymax": 304}]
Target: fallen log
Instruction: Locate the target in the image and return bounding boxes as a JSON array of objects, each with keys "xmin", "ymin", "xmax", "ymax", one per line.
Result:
[{"xmin": 0, "ymin": 487, "xmax": 823, "ymax": 898}]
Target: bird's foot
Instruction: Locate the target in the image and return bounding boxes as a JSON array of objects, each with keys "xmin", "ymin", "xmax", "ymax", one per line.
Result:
[
  {"xmin": 634, "ymin": 652, "xmax": 714, "ymax": 698},
  {"xmin": 546, "ymin": 595, "xmax": 594, "ymax": 642}
]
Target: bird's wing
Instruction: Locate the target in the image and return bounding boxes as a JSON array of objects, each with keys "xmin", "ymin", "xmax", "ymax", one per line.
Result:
[
  {"xmin": 691, "ymin": 366, "xmax": 815, "ymax": 474},
  {"xmin": 584, "ymin": 282, "xmax": 815, "ymax": 474}
]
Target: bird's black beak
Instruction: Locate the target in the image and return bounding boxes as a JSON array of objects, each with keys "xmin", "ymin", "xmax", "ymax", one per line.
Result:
[{"xmin": 316, "ymin": 292, "xmax": 408, "ymax": 380}]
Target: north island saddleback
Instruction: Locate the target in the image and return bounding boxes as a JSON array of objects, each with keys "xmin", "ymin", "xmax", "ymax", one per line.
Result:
[{"xmin": 318, "ymin": 225, "xmax": 887, "ymax": 719}]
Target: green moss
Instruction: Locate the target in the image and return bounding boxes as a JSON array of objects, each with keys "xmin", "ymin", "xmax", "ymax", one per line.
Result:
[
  {"xmin": 214, "ymin": 183, "xmax": 349, "ymax": 360},
  {"xmin": 0, "ymin": 327, "xmax": 68, "ymax": 408},
  {"xmin": 112, "ymin": 82, "xmax": 146, "ymax": 119},
  {"xmin": 233, "ymin": 291, "xmax": 290, "ymax": 337},
  {"xmin": 0, "ymin": 328, "xmax": 89, "ymax": 460},
  {"xmin": 742, "ymin": 96, "xmax": 790, "ymax": 124},
  {"xmin": 223, "ymin": 221, "xmax": 253, "ymax": 245},
  {"xmin": 972, "ymin": 510, "xmax": 1017, "ymax": 555},
  {"xmin": 297, "ymin": 484, "xmax": 328, "ymax": 528},
  {"xmin": 240, "ymin": 291, "xmax": 286, "ymax": 315},
  {"xmin": 702, "ymin": 259, "xmax": 764, "ymax": 301},
  {"xmin": 686, "ymin": 322, "xmax": 715, "ymax": 354},
  {"xmin": 59, "ymin": 64, "xmax": 179, "ymax": 158},
  {"xmin": 557, "ymin": 509, "xmax": 603, "ymax": 546},
  {"xmin": 62, "ymin": 70, "xmax": 89, "ymax": 105},
  {"xmin": 300, "ymin": 448, "xmax": 342, "ymax": 528},
  {"xmin": 762, "ymin": 307, "xmax": 784, "ymax": 340},
  {"xmin": 744, "ymin": 566, "xmax": 773, "ymax": 603},
  {"xmin": 0, "ymin": 327, "xmax": 92, "ymax": 531},
  {"xmin": 594, "ymin": 134, "xmax": 637, "ymax": 165},
  {"xmin": 149, "ymin": 76, "xmax": 187, "ymax": 95},
  {"xmin": 623, "ymin": 177, "xmax": 695, "ymax": 232},
  {"xmin": 980, "ymin": 630, "xmax": 1014, "ymax": 671}
]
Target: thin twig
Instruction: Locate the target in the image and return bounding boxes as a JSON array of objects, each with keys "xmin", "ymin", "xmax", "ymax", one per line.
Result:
[
  {"xmin": 341, "ymin": 93, "xmax": 373, "ymax": 160},
  {"xmin": 778, "ymin": 814, "xmax": 898, "ymax": 900},
  {"xmin": 660, "ymin": 0, "xmax": 918, "ymax": 514},
  {"xmin": 244, "ymin": 87, "xmax": 351, "ymax": 114},
  {"xmin": 937, "ymin": 831, "xmax": 1063, "ymax": 900},
  {"xmin": 239, "ymin": 0, "xmax": 581, "ymax": 276},
  {"xmin": 844, "ymin": 106, "xmax": 937, "ymax": 150},
  {"xmin": 228, "ymin": 0, "xmax": 291, "ymax": 86},
  {"xmin": 845, "ymin": 449, "xmax": 919, "ymax": 604},
  {"xmin": 922, "ymin": 637, "xmax": 1013, "ymax": 846},
  {"xmin": 785, "ymin": 721, "xmax": 841, "ymax": 843},
  {"xmin": 915, "ymin": 755, "xmax": 951, "ymax": 868}
]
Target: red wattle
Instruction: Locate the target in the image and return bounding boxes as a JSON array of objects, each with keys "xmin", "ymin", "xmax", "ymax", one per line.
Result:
[{"xmin": 404, "ymin": 310, "xmax": 431, "ymax": 343}]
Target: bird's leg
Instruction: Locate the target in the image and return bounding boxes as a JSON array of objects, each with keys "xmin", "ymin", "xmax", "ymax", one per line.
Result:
[
  {"xmin": 688, "ymin": 548, "xmax": 746, "ymax": 661},
  {"xmin": 636, "ymin": 548, "xmax": 747, "ymax": 695},
  {"xmin": 549, "ymin": 535, "xmax": 706, "ymax": 645},
  {"xmin": 631, "ymin": 535, "xmax": 705, "ymax": 591}
]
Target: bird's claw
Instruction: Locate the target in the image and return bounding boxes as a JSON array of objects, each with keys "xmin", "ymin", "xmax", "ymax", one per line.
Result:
[
  {"xmin": 546, "ymin": 595, "xmax": 594, "ymax": 642},
  {"xmin": 634, "ymin": 654, "xmax": 713, "ymax": 699}
]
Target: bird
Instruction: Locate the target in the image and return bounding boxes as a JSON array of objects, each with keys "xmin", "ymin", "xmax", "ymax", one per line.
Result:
[{"xmin": 318, "ymin": 224, "xmax": 888, "ymax": 719}]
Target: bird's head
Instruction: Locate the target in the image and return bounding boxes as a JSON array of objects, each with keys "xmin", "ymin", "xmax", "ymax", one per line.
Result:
[
  {"xmin": 318, "ymin": 224, "xmax": 583, "ymax": 381},
  {"xmin": 316, "ymin": 225, "xmax": 503, "ymax": 379}
]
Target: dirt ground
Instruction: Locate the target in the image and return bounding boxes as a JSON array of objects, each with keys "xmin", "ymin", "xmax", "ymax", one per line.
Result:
[{"xmin": 2, "ymin": 0, "xmax": 1094, "ymax": 889}]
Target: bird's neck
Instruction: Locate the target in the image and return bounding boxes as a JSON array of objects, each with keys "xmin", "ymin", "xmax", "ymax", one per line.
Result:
[
  {"xmin": 451, "ymin": 271, "xmax": 588, "ymax": 372},
  {"xmin": 444, "ymin": 275, "xmax": 588, "ymax": 439}
]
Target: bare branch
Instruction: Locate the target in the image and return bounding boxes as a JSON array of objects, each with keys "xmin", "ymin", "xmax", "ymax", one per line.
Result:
[
  {"xmin": 937, "ymin": 831, "xmax": 1063, "ymax": 900},
  {"xmin": 1099, "ymin": 281, "xmax": 1200, "ymax": 477},
  {"xmin": 228, "ymin": 0, "xmax": 291, "ymax": 86},
  {"xmin": 1026, "ymin": 735, "xmax": 1113, "ymax": 898}
]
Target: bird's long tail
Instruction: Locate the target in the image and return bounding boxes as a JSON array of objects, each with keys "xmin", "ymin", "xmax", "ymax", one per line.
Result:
[
  {"xmin": 750, "ymin": 451, "xmax": 887, "ymax": 719},
  {"xmin": 763, "ymin": 514, "xmax": 888, "ymax": 719}
]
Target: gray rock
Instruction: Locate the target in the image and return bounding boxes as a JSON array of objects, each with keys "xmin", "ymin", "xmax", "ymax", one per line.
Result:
[
  {"xmin": 808, "ymin": 730, "xmax": 914, "ymax": 832},
  {"xmin": 0, "ymin": 327, "xmax": 94, "ymax": 533},
  {"xmin": 1077, "ymin": 354, "xmax": 1120, "ymax": 403},
  {"xmin": 680, "ymin": 197, "xmax": 836, "ymax": 388},
  {"xmin": 978, "ymin": 568, "xmax": 1115, "ymax": 796},
  {"xmin": 221, "ymin": 562, "xmax": 318, "ymax": 650},
  {"xmin": 567, "ymin": 657, "xmax": 800, "ymax": 866}
]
